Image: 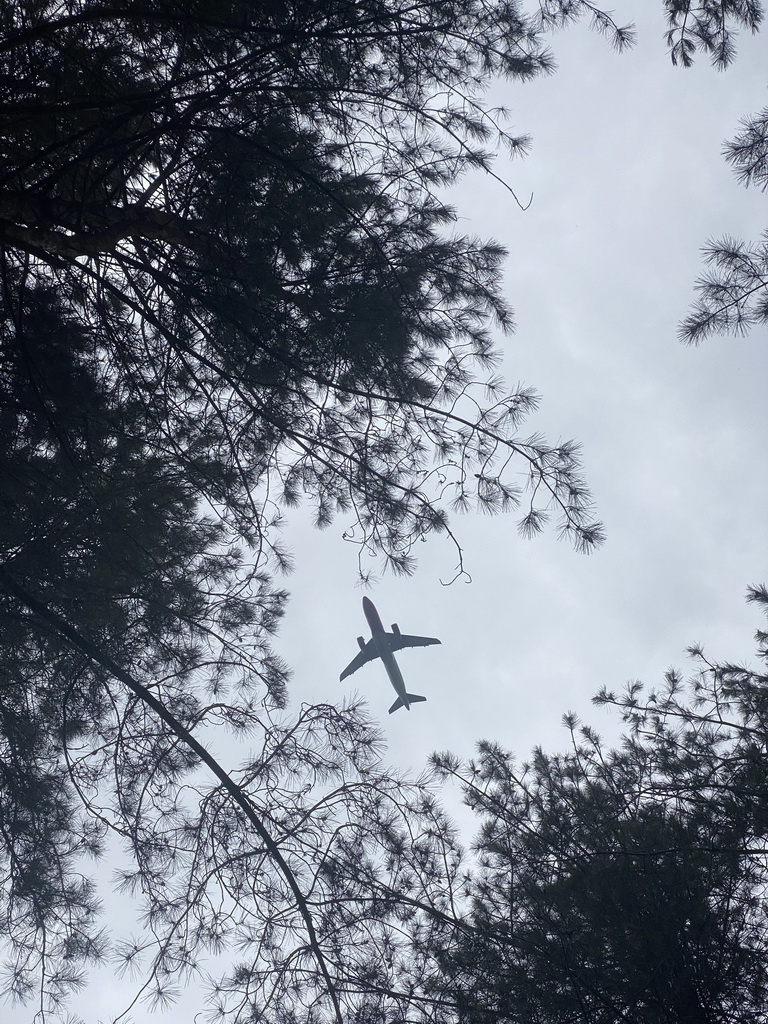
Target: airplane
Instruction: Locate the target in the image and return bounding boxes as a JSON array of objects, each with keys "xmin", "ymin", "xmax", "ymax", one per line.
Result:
[{"xmin": 339, "ymin": 596, "xmax": 441, "ymax": 714}]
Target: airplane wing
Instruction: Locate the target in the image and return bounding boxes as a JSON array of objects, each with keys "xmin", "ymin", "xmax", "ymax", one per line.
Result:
[
  {"xmin": 387, "ymin": 633, "xmax": 441, "ymax": 653},
  {"xmin": 339, "ymin": 640, "xmax": 379, "ymax": 681}
]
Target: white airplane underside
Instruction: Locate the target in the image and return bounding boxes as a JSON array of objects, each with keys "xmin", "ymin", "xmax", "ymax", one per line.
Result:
[{"xmin": 340, "ymin": 597, "xmax": 440, "ymax": 714}]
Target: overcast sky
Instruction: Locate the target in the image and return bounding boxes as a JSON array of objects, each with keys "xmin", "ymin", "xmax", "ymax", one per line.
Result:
[
  {"xmin": 279, "ymin": 7, "xmax": 767, "ymax": 777},
  {"xmin": 15, "ymin": 6, "xmax": 768, "ymax": 1023}
]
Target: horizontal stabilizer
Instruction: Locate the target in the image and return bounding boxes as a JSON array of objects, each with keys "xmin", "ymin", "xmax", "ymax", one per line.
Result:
[{"xmin": 388, "ymin": 693, "xmax": 427, "ymax": 715}]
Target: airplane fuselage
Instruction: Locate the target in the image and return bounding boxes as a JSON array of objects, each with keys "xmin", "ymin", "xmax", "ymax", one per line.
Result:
[
  {"xmin": 340, "ymin": 598, "xmax": 437, "ymax": 713},
  {"xmin": 362, "ymin": 596, "xmax": 411, "ymax": 709}
]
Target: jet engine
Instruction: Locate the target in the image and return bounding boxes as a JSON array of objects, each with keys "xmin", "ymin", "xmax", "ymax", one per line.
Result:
[
  {"xmin": 391, "ymin": 623, "xmax": 401, "ymax": 635},
  {"xmin": 357, "ymin": 636, "xmax": 366, "ymax": 650}
]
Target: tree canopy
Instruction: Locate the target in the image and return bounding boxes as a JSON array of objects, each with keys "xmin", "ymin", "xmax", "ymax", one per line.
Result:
[
  {"xmin": 0, "ymin": 0, "xmax": 615, "ymax": 586},
  {"xmin": 429, "ymin": 585, "xmax": 768, "ymax": 1024},
  {"xmin": 675, "ymin": 5, "xmax": 768, "ymax": 343},
  {"xmin": 0, "ymin": 0, "xmax": 615, "ymax": 1016},
  {"xmin": 0, "ymin": 0, "xmax": 766, "ymax": 1021}
]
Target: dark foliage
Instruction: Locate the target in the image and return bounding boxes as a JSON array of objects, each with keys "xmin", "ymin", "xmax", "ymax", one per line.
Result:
[
  {"xmin": 663, "ymin": 0, "xmax": 763, "ymax": 68},
  {"xmin": 0, "ymin": 0, "xmax": 617, "ymax": 1017},
  {"xmin": 0, "ymin": 0, "xmax": 764, "ymax": 1020},
  {"xmin": 429, "ymin": 586, "xmax": 768, "ymax": 1024},
  {"xmin": 673, "ymin": 3, "xmax": 768, "ymax": 343}
]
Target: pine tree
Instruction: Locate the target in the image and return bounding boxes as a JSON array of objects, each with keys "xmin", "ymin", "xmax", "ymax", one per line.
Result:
[
  {"xmin": 0, "ymin": 0, "xmax": 619, "ymax": 1016},
  {"xmin": 429, "ymin": 587, "xmax": 768, "ymax": 1024},
  {"xmin": 2, "ymin": 0, "xmax": 761, "ymax": 1018},
  {"xmin": 670, "ymin": 1, "xmax": 768, "ymax": 343}
]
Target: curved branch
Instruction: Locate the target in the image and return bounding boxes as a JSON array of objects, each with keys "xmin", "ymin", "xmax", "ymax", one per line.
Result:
[{"xmin": 0, "ymin": 568, "xmax": 343, "ymax": 1024}]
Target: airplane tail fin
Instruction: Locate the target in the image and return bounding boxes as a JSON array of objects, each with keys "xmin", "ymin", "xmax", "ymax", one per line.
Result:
[{"xmin": 388, "ymin": 693, "xmax": 427, "ymax": 715}]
